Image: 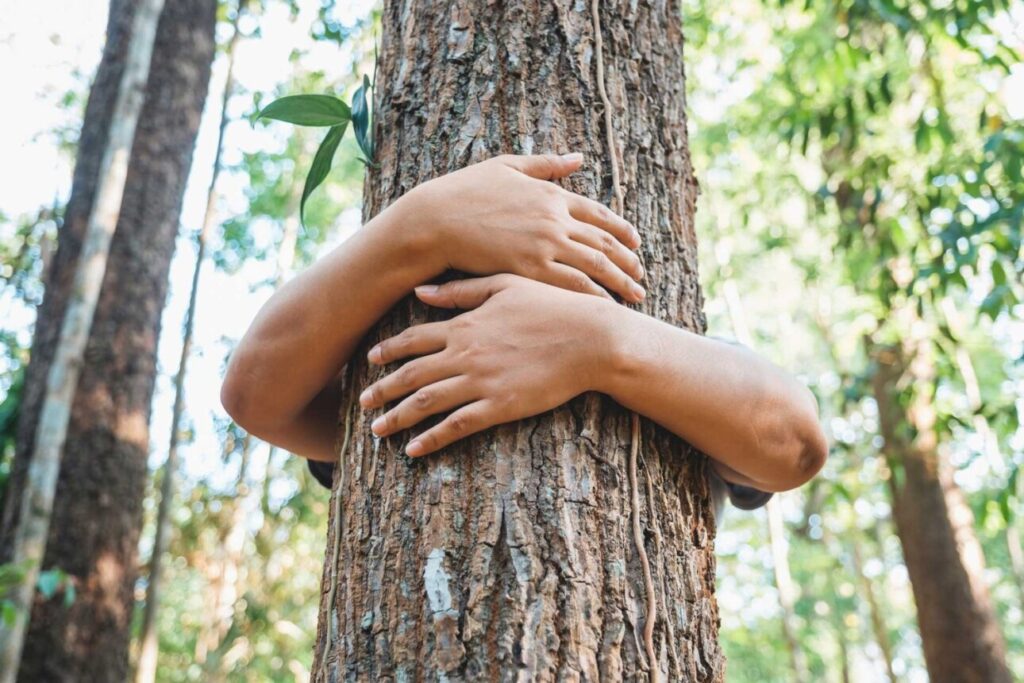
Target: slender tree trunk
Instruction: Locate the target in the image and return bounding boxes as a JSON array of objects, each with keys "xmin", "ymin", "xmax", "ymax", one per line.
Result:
[
  {"xmin": 0, "ymin": 0, "xmax": 215, "ymax": 679},
  {"xmin": 869, "ymin": 334, "xmax": 1012, "ymax": 683},
  {"xmin": 203, "ymin": 435, "xmax": 254, "ymax": 681},
  {"xmin": 0, "ymin": 0, "xmax": 166, "ymax": 678},
  {"xmin": 766, "ymin": 498, "xmax": 809, "ymax": 683},
  {"xmin": 849, "ymin": 536, "xmax": 897, "ymax": 683},
  {"xmin": 311, "ymin": 1, "xmax": 720, "ymax": 680},
  {"xmin": 133, "ymin": 4, "xmax": 246, "ymax": 680},
  {"xmin": 715, "ymin": 252, "xmax": 809, "ymax": 683}
]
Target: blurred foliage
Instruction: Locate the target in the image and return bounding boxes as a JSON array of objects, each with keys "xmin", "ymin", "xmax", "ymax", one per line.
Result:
[{"xmin": 685, "ymin": 0, "xmax": 1023, "ymax": 679}]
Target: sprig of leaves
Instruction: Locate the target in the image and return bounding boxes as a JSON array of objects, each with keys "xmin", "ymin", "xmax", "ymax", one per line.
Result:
[{"xmin": 256, "ymin": 79, "xmax": 374, "ymax": 226}]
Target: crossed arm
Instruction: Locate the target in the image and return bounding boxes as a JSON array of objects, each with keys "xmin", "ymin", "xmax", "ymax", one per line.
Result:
[{"xmin": 221, "ymin": 154, "xmax": 827, "ymax": 493}]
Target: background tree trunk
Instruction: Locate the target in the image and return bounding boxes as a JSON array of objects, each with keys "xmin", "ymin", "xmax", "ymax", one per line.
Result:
[
  {"xmin": 134, "ymin": 4, "xmax": 246, "ymax": 679},
  {"xmin": 311, "ymin": 1, "xmax": 722, "ymax": 681},
  {"xmin": 869, "ymin": 336, "xmax": 1012, "ymax": 683},
  {"xmin": 0, "ymin": 0, "xmax": 215, "ymax": 679}
]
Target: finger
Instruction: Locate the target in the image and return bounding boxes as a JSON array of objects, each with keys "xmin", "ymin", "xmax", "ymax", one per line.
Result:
[
  {"xmin": 496, "ymin": 152, "xmax": 583, "ymax": 180},
  {"xmin": 405, "ymin": 400, "xmax": 497, "ymax": 457},
  {"xmin": 370, "ymin": 376, "xmax": 477, "ymax": 438},
  {"xmin": 569, "ymin": 222, "xmax": 645, "ymax": 281},
  {"xmin": 360, "ymin": 353, "xmax": 455, "ymax": 409},
  {"xmin": 542, "ymin": 263, "xmax": 614, "ymax": 300},
  {"xmin": 566, "ymin": 194, "xmax": 640, "ymax": 249},
  {"xmin": 414, "ymin": 275, "xmax": 514, "ymax": 310},
  {"xmin": 556, "ymin": 242, "xmax": 646, "ymax": 303},
  {"xmin": 368, "ymin": 321, "xmax": 447, "ymax": 365}
]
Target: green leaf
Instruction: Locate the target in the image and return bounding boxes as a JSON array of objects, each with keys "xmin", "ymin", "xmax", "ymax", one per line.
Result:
[
  {"xmin": 1, "ymin": 602, "xmax": 15, "ymax": 626},
  {"xmin": 351, "ymin": 75, "xmax": 373, "ymax": 162},
  {"xmin": 300, "ymin": 122, "xmax": 348, "ymax": 226},
  {"xmin": 256, "ymin": 95, "xmax": 351, "ymax": 127},
  {"xmin": 37, "ymin": 570, "xmax": 60, "ymax": 599}
]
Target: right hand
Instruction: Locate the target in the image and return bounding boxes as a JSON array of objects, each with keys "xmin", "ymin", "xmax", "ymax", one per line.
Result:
[{"xmin": 402, "ymin": 154, "xmax": 646, "ymax": 302}]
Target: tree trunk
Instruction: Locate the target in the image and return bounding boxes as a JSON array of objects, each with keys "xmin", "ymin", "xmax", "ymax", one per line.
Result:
[
  {"xmin": 0, "ymin": 0, "xmax": 215, "ymax": 679},
  {"xmin": 766, "ymin": 498, "xmax": 809, "ymax": 683},
  {"xmin": 0, "ymin": 0, "xmax": 166, "ymax": 676},
  {"xmin": 869, "ymin": 336, "xmax": 1012, "ymax": 683},
  {"xmin": 849, "ymin": 536, "xmax": 896, "ymax": 683},
  {"xmin": 134, "ymin": 3, "xmax": 246, "ymax": 679},
  {"xmin": 311, "ymin": 1, "xmax": 721, "ymax": 681}
]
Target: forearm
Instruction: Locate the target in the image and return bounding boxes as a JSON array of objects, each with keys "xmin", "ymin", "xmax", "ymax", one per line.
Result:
[
  {"xmin": 221, "ymin": 198, "xmax": 438, "ymax": 459},
  {"xmin": 600, "ymin": 306, "xmax": 827, "ymax": 491}
]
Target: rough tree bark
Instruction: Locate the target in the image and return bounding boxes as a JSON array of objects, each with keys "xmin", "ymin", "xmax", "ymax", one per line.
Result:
[
  {"xmin": 870, "ymin": 336, "xmax": 1012, "ymax": 683},
  {"xmin": 0, "ymin": 0, "xmax": 215, "ymax": 679},
  {"xmin": 311, "ymin": 1, "xmax": 722, "ymax": 681}
]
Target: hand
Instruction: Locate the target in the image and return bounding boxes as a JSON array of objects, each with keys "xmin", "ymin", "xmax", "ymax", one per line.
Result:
[
  {"xmin": 403, "ymin": 154, "xmax": 646, "ymax": 302},
  {"xmin": 358, "ymin": 275, "xmax": 618, "ymax": 456}
]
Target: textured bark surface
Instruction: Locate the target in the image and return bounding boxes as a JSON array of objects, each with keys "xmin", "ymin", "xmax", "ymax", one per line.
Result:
[
  {"xmin": 312, "ymin": 1, "xmax": 722, "ymax": 681},
  {"xmin": 870, "ymin": 340, "xmax": 1012, "ymax": 683},
  {"xmin": 0, "ymin": 0, "xmax": 215, "ymax": 679}
]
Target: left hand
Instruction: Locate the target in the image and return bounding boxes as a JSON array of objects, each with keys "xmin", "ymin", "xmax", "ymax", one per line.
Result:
[{"xmin": 359, "ymin": 275, "xmax": 617, "ymax": 457}]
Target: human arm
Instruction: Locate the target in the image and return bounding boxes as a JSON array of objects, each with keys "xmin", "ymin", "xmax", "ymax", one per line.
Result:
[
  {"xmin": 360, "ymin": 275, "xmax": 828, "ymax": 492},
  {"xmin": 220, "ymin": 154, "xmax": 645, "ymax": 460}
]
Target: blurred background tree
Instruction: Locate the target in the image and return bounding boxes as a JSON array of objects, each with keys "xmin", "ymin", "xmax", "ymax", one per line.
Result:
[{"xmin": 0, "ymin": 0, "xmax": 1020, "ymax": 680}]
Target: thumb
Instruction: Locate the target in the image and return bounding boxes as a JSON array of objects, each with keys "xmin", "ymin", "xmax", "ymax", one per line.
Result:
[
  {"xmin": 415, "ymin": 275, "xmax": 513, "ymax": 310},
  {"xmin": 500, "ymin": 152, "xmax": 583, "ymax": 180}
]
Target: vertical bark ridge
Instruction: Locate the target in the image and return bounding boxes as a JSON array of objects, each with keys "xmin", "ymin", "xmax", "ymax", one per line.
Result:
[{"xmin": 312, "ymin": 1, "xmax": 720, "ymax": 680}]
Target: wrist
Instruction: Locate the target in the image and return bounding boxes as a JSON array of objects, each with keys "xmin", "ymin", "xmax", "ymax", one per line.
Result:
[
  {"xmin": 586, "ymin": 299, "xmax": 642, "ymax": 396},
  {"xmin": 370, "ymin": 189, "xmax": 446, "ymax": 280}
]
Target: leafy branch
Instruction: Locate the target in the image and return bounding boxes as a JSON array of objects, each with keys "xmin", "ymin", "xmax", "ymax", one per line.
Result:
[{"xmin": 255, "ymin": 75, "xmax": 374, "ymax": 226}]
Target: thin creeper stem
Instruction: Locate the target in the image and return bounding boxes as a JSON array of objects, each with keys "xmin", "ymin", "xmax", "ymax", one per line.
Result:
[{"xmin": 592, "ymin": 1, "xmax": 660, "ymax": 680}]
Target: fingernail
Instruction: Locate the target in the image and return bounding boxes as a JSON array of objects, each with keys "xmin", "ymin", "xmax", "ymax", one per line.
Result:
[
  {"xmin": 415, "ymin": 285, "xmax": 438, "ymax": 295},
  {"xmin": 368, "ymin": 345, "xmax": 382, "ymax": 363},
  {"xmin": 359, "ymin": 389, "xmax": 373, "ymax": 407},
  {"xmin": 561, "ymin": 152, "xmax": 583, "ymax": 162},
  {"xmin": 631, "ymin": 228, "xmax": 641, "ymax": 245},
  {"xmin": 636, "ymin": 264, "xmax": 645, "ymax": 281},
  {"xmin": 406, "ymin": 440, "xmax": 424, "ymax": 457},
  {"xmin": 632, "ymin": 283, "xmax": 646, "ymax": 300},
  {"xmin": 371, "ymin": 416, "xmax": 386, "ymax": 434}
]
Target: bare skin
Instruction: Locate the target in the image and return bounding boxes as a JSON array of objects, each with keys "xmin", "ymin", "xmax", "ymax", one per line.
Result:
[{"xmin": 222, "ymin": 154, "xmax": 828, "ymax": 493}]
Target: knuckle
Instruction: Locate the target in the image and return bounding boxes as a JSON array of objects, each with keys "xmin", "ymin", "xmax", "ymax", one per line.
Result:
[
  {"xmin": 448, "ymin": 412, "xmax": 470, "ymax": 435},
  {"xmin": 570, "ymin": 272, "xmax": 591, "ymax": 293},
  {"xmin": 590, "ymin": 250, "xmax": 606, "ymax": 273},
  {"xmin": 396, "ymin": 364, "xmax": 418, "ymax": 388},
  {"xmin": 384, "ymin": 410, "xmax": 399, "ymax": 433},
  {"xmin": 600, "ymin": 232, "xmax": 616, "ymax": 254},
  {"xmin": 413, "ymin": 389, "xmax": 433, "ymax": 409},
  {"xmin": 370, "ymin": 384, "xmax": 384, "ymax": 406}
]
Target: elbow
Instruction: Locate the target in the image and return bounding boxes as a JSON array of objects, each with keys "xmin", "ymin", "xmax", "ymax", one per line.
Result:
[
  {"xmin": 754, "ymin": 387, "xmax": 829, "ymax": 492},
  {"xmin": 220, "ymin": 356, "xmax": 261, "ymax": 435},
  {"xmin": 792, "ymin": 421, "xmax": 828, "ymax": 488}
]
